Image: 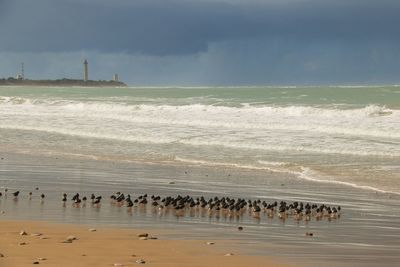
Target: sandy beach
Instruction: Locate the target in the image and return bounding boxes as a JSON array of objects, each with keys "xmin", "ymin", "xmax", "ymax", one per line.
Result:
[
  {"xmin": 1, "ymin": 86, "xmax": 400, "ymax": 267},
  {"xmin": 0, "ymin": 220, "xmax": 283, "ymax": 267},
  {"xmin": 1, "ymin": 151, "xmax": 400, "ymax": 267}
]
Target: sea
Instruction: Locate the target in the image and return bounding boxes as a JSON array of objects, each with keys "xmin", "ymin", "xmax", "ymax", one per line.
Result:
[{"xmin": 0, "ymin": 85, "xmax": 400, "ymax": 266}]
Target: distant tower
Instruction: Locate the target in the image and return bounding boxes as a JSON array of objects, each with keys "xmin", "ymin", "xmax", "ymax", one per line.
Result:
[
  {"xmin": 83, "ymin": 59, "xmax": 88, "ymax": 82},
  {"xmin": 21, "ymin": 62, "xmax": 24, "ymax": 80},
  {"xmin": 16, "ymin": 62, "xmax": 24, "ymax": 80},
  {"xmin": 113, "ymin": 74, "xmax": 119, "ymax": 82}
]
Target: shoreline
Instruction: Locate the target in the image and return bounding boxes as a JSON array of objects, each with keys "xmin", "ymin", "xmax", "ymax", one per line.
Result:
[
  {"xmin": 0, "ymin": 220, "xmax": 284, "ymax": 267},
  {"xmin": 0, "ymin": 79, "xmax": 127, "ymax": 87},
  {"xmin": 1, "ymin": 151, "xmax": 400, "ymax": 267}
]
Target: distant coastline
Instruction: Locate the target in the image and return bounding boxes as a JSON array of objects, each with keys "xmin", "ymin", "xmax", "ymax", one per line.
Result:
[{"xmin": 0, "ymin": 78, "xmax": 127, "ymax": 87}]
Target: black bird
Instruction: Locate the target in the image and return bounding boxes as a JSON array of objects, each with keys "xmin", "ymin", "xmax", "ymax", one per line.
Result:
[
  {"xmin": 13, "ymin": 191, "xmax": 20, "ymax": 197},
  {"xmin": 72, "ymin": 193, "xmax": 79, "ymax": 201},
  {"xmin": 40, "ymin": 194, "xmax": 45, "ymax": 199},
  {"xmin": 116, "ymin": 193, "xmax": 125, "ymax": 202},
  {"xmin": 253, "ymin": 205, "xmax": 261, "ymax": 213},
  {"xmin": 126, "ymin": 198, "xmax": 134, "ymax": 207}
]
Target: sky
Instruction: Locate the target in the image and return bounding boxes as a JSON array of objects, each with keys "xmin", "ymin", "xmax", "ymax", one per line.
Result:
[{"xmin": 0, "ymin": 0, "xmax": 400, "ymax": 85}]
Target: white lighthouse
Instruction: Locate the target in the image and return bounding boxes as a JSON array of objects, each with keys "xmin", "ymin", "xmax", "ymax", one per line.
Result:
[{"xmin": 83, "ymin": 59, "xmax": 88, "ymax": 82}]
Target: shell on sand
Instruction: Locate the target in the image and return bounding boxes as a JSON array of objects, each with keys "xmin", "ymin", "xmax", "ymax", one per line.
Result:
[{"xmin": 66, "ymin": 235, "xmax": 77, "ymax": 241}]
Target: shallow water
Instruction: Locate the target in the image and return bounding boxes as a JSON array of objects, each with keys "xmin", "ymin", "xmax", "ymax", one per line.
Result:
[
  {"xmin": 0, "ymin": 85, "xmax": 399, "ymax": 194},
  {"xmin": 1, "ymin": 153, "xmax": 399, "ymax": 267},
  {"xmin": 0, "ymin": 85, "xmax": 399, "ymax": 266}
]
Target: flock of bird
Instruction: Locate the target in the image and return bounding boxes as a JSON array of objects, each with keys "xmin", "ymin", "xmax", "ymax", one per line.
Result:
[{"xmin": 1, "ymin": 188, "xmax": 342, "ymax": 222}]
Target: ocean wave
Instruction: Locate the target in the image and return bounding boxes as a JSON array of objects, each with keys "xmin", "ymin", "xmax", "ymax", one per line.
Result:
[
  {"xmin": 0, "ymin": 124, "xmax": 178, "ymax": 144},
  {"xmin": 1, "ymin": 95, "xmax": 398, "ymax": 116},
  {"xmin": 174, "ymin": 156, "xmax": 292, "ymax": 173},
  {"xmin": 1, "ymin": 124, "xmax": 399, "ymax": 157},
  {"xmin": 1, "ymin": 97, "xmax": 399, "ymax": 140},
  {"xmin": 297, "ymin": 167, "xmax": 400, "ymax": 195},
  {"xmin": 177, "ymin": 139, "xmax": 400, "ymax": 157},
  {"xmin": 1, "ymin": 96, "xmax": 399, "ymax": 158}
]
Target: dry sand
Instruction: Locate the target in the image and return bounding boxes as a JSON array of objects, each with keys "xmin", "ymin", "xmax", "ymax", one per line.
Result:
[{"xmin": 0, "ymin": 220, "xmax": 285, "ymax": 267}]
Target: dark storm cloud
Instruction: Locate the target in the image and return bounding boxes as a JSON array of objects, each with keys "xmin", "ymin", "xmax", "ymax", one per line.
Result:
[
  {"xmin": 1, "ymin": 0, "xmax": 400, "ymax": 85},
  {"xmin": 0, "ymin": 0, "xmax": 11, "ymax": 18},
  {"xmin": 1, "ymin": 0, "xmax": 400, "ymax": 56}
]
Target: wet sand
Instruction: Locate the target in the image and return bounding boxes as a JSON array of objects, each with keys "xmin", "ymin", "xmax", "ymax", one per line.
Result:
[
  {"xmin": 1, "ymin": 152, "xmax": 400, "ymax": 267},
  {"xmin": 0, "ymin": 220, "xmax": 283, "ymax": 267}
]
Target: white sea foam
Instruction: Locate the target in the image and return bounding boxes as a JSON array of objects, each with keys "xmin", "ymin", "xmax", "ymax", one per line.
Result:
[
  {"xmin": 1, "ymin": 93, "xmax": 400, "ymax": 194},
  {"xmin": 0, "ymin": 124, "xmax": 179, "ymax": 144},
  {"xmin": 257, "ymin": 160, "xmax": 291, "ymax": 167},
  {"xmin": 297, "ymin": 167, "xmax": 400, "ymax": 195},
  {"xmin": 1, "ymin": 97, "xmax": 399, "ymax": 138},
  {"xmin": 1, "ymin": 97, "xmax": 399, "ymax": 158},
  {"xmin": 177, "ymin": 137, "xmax": 400, "ymax": 157},
  {"xmin": 175, "ymin": 157, "xmax": 400, "ymax": 195},
  {"xmin": 174, "ymin": 156, "xmax": 292, "ymax": 173}
]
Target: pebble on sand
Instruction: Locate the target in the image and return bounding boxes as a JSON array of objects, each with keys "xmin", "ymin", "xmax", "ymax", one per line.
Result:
[
  {"xmin": 206, "ymin": 242, "xmax": 215, "ymax": 245},
  {"xmin": 20, "ymin": 230, "xmax": 28, "ymax": 236},
  {"xmin": 0, "ymin": 253, "xmax": 4, "ymax": 257},
  {"xmin": 37, "ymin": 258, "xmax": 47, "ymax": 261},
  {"xmin": 88, "ymin": 228, "xmax": 97, "ymax": 232},
  {"xmin": 305, "ymin": 232, "xmax": 314, "ymax": 236},
  {"xmin": 139, "ymin": 237, "xmax": 148, "ymax": 240},
  {"xmin": 224, "ymin": 253, "xmax": 234, "ymax": 256},
  {"xmin": 19, "ymin": 242, "xmax": 27, "ymax": 245},
  {"xmin": 238, "ymin": 226, "xmax": 243, "ymax": 231},
  {"xmin": 33, "ymin": 261, "xmax": 39, "ymax": 265},
  {"xmin": 113, "ymin": 263, "xmax": 124, "ymax": 266},
  {"xmin": 135, "ymin": 259, "xmax": 146, "ymax": 264}
]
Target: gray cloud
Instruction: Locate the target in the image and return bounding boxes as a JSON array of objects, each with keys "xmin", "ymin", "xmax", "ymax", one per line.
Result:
[
  {"xmin": 1, "ymin": 0, "xmax": 400, "ymax": 85},
  {"xmin": 1, "ymin": 0, "xmax": 400, "ymax": 56},
  {"xmin": 2, "ymin": 38, "xmax": 399, "ymax": 86}
]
